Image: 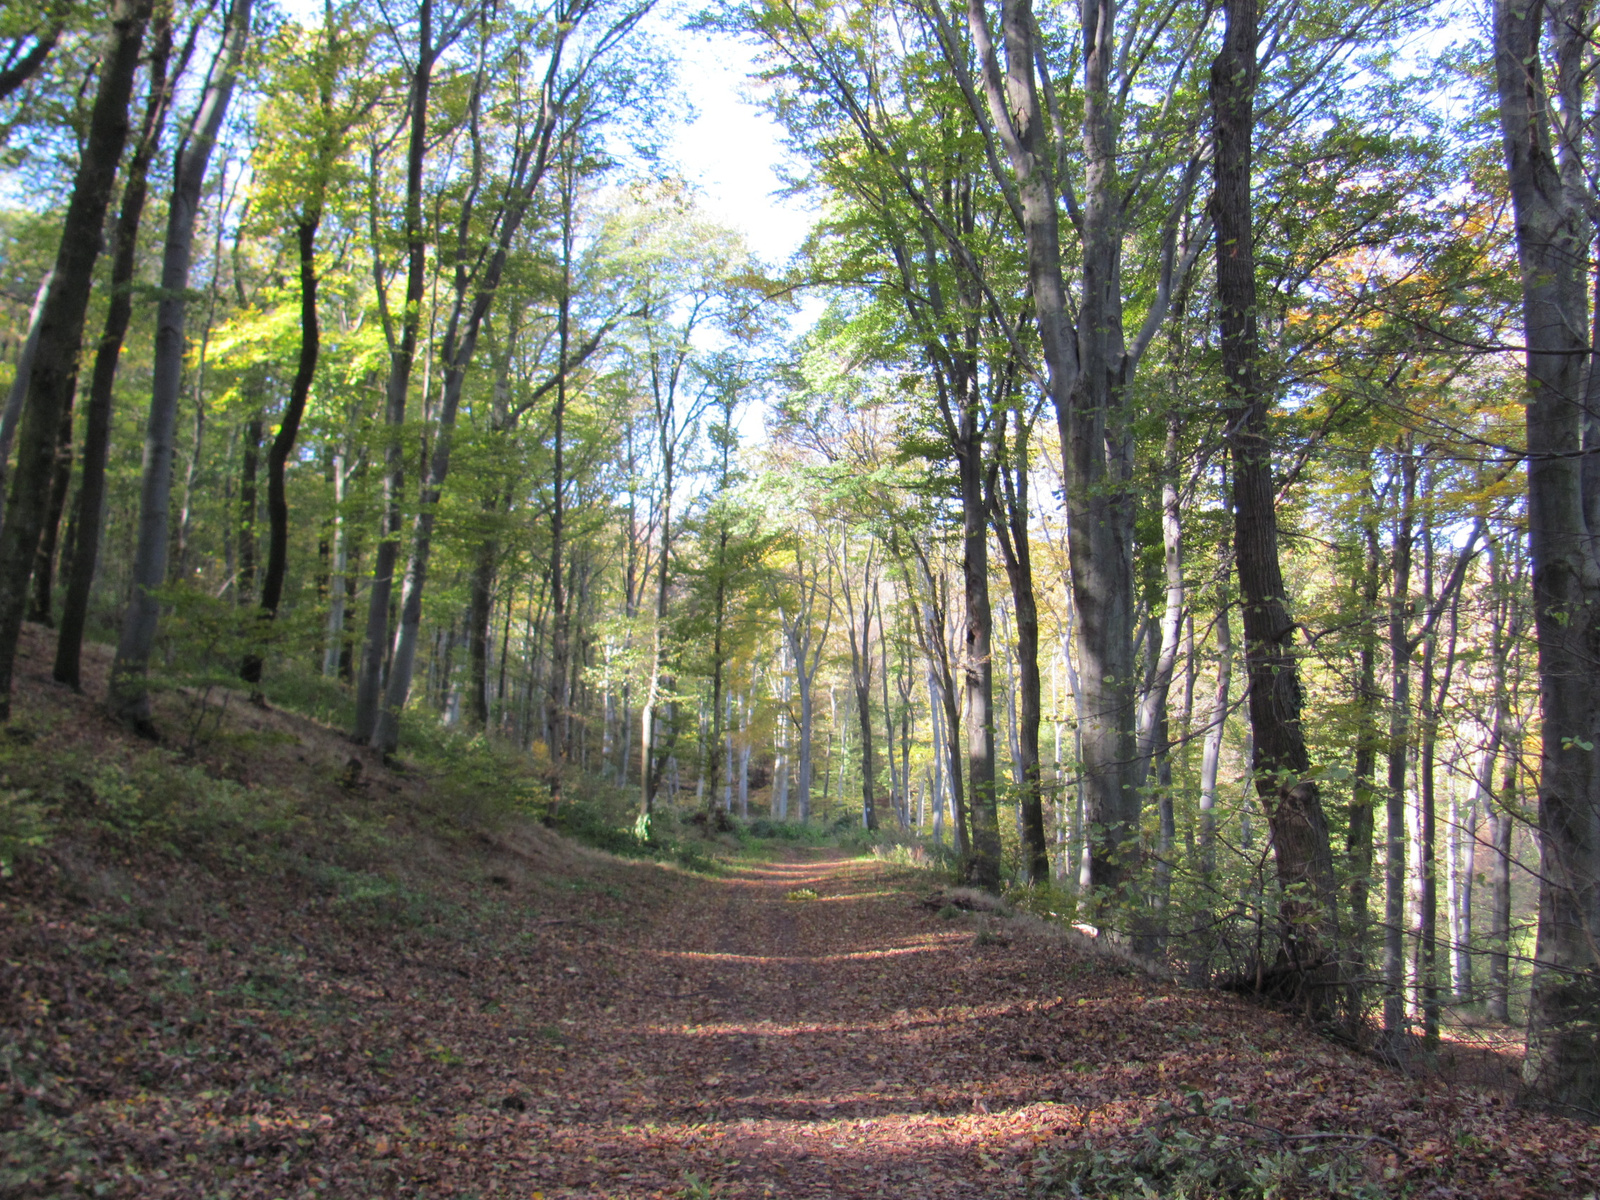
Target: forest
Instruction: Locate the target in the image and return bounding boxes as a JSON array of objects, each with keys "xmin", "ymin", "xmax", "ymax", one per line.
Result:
[{"xmin": 0, "ymin": 0, "xmax": 1597, "ymax": 1140}]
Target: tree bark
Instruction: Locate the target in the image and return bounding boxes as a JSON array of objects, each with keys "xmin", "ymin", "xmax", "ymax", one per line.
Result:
[
  {"xmin": 988, "ymin": 408, "xmax": 1046, "ymax": 883},
  {"xmin": 1211, "ymin": 0, "xmax": 1338, "ymax": 1014},
  {"xmin": 0, "ymin": 270, "xmax": 53, "ymax": 529},
  {"xmin": 959, "ymin": 432, "xmax": 998, "ymax": 885},
  {"xmin": 0, "ymin": 0, "xmax": 154, "ymax": 720},
  {"xmin": 842, "ymin": 535, "xmax": 878, "ymax": 833},
  {"xmin": 243, "ymin": 216, "xmax": 320, "ymax": 684},
  {"xmin": 1488, "ymin": 753, "xmax": 1517, "ymax": 1024},
  {"xmin": 27, "ymin": 402, "xmax": 73, "ymax": 626},
  {"xmin": 354, "ymin": 0, "xmax": 434, "ymax": 743},
  {"xmin": 1494, "ymin": 0, "xmax": 1600, "ymax": 1114},
  {"xmin": 970, "ymin": 0, "xmax": 1141, "ymax": 907},
  {"xmin": 109, "ymin": 0, "xmax": 250, "ymax": 726},
  {"xmin": 1345, "ymin": 494, "xmax": 1382, "ymax": 998}
]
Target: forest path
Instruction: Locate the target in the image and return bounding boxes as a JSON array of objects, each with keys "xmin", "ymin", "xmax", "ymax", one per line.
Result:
[{"xmin": 503, "ymin": 850, "xmax": 1116, "ymax": 1198}]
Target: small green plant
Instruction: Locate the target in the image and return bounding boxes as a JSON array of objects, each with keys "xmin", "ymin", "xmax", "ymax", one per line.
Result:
[
  {"xmin": 0, "ymin": 788, "xmax": 49, "ymax": 877},
  {"xmin": 785, "ymin": 887, "xmax": 820, "ymax": 901},
  {"xmin": 1036, "ymin": 1093, "xmax": 1390, "ymax": 1199}
]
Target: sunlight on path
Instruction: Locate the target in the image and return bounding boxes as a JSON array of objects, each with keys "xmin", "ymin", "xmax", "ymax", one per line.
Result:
[{"xmin": 505, "ymin": 851, "xmax": 1088, "ymax": 1198}]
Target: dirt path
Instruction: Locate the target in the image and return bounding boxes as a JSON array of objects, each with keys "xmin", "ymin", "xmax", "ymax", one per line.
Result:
[
  {"xmin": 10, "ymin": 838, "xmax": 1594, "ymax": 1198},
  {"xmin": 494, "ymin": 850, "xmax": 1076, "ymax": 1198}
]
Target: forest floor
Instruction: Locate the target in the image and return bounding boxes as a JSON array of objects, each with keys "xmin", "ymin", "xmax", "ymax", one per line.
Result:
[{"xmin": 2, "ymin": 626, "xmax": 1597, "ymax": 1198}]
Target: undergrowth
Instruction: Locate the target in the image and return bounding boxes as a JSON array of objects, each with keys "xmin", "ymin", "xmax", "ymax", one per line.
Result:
[{"xmin": 1035, "ymin": 1093, "xmax": 1392, "ymax": 1199}]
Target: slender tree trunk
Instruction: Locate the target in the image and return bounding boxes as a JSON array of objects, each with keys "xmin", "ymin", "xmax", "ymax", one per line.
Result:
[
  {"xmin": 0, "ymin": 0, "xmax": 154, "ymax": 718},
  {"xmin": 236, "ymin": 405, "xmax": 261, "ymax": 605},
  {"xmin": 989, "ymin": 413, "xmax": 1048, "ymax": 883},
  {"xmin": 108, "ymin": 0, "xmax": 249, "ymax": 726},
  {"xmin": 1488, "ymin": 754, "xmax": 1517, "ymax": 1024},
  {"xmin": 546, "ymin": 160, "xmax": 574, "ymax": 803},
  {"xmin": 28, "ymin": 404, "xmax": 74, "ymax": 626},
  {"xmin": 0, "ymin": 270, "xmax": 53, "ymax": 528},
  {"xmin": 354, "ymin": 0, "xmax": 434, "ymax": 743},
  {"xmin": 959, "ymin": 436, "xmax": 998, "ymax": 886},
  {"xmin": 844, "ymin": 541, "xmax": 878, "ymax": 833},
  {"xmin": 1384, "ymin": 447, "xmax": 1417, "ymax": 1054},
  {"xmin": 322, "ymin": 452, "xmax": 348, "ymax": 678},
  {"xmin": 243, "ymin": 215, "xmax": 320, "ymax": 684},
  {"xmin": 1346, "ymin": 497, "xmax": 1382, "ymax": 994}
]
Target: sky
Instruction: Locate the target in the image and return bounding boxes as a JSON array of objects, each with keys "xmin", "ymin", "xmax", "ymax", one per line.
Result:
[
  {"xmin": 648, "ymin": 14, "xmax": 819, "ymax": 269},
  {"xmin": 269, "ymin": 0, "xmax": 817, "ymax": 268}
]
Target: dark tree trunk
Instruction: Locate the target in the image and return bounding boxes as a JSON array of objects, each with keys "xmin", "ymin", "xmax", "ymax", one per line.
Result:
[
  {"xmin": 28, "ymin": 404, "xmax": 74, "ymax": 626},
  {"xmin": 1211, "ymin": 0, "xmax": 1338, "ymax": 1014},
  {"xmin": 465, "ymin": 503, "xmax": 501, "ymax": 730},
  {"xmin": 545, "ymin": 172, "xmax": 573, "ymax": 805},
  {"xmin": 0, "ymin": 0, "xmax": 154, "ymax": 721},
  {"xmin": 988, "ymin": 409, "xmax": 1047, "ymax": 884},
  {"xmin": 960, "ymin": 433, "xmax": 998, "ymax": 886},
  {"xmin": 242, "ymin": 216, "xmax": 320, "ymax": 685},
  {"xmin": 1345, "ymin": 498, "xmax": 1382, "ymax": 995},
  {"xmin": 237, "ymin": 406, "xmax": 262, "ymax": 606}
]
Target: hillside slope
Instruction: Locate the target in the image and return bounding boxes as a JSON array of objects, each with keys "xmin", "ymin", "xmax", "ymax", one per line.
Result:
[{"xmin": 0, "ymin": 627, "xmax": 1594, "ymax": 1198}]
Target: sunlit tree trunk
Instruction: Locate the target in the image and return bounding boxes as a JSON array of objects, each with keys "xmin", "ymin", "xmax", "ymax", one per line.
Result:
[
  {"xmin": 109, "ymin": 0, "xmax": 251, "ymax": 727},
  {"xmin": 1495, "ymin": 0, "xmax": 1600, "ymax": 1112},
  {"xmin": 354, "ymin": 0, "xmax": 434, "ymax": 743}
]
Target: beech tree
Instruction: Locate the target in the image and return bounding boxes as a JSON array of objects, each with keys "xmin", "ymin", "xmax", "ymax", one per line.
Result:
[
  {"xmin": 0, "ymin": 0, "xmax": 156, "ymax": 722},
  {"xmin": 109, "ymin": 0, "xmax": 253, "ymax": 727},
  {"xmin": 1493, "ymin": 0, "xmax": 1600, "ymax": 1116}
]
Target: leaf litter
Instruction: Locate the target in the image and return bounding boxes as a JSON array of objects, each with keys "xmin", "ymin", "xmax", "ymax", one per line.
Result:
[{"xmin": 0, "ymin": 629, "xmax": 1595, "ymax": 1198}]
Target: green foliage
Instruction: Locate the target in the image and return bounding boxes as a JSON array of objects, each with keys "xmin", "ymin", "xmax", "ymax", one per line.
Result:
[
  {"xmin": 0, "ymin": 786, "xmax": 48, "ymax": 877},
  {"xmin": 1036, "ymin": 1093, "xmax": 1390, "ymax": 1199},
  {"xmin": 88, "ymin": 757, "xmax": 305, "ymax": 859}
]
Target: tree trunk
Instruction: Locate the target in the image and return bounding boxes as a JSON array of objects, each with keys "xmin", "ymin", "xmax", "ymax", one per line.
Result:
[
  {"xmin": 243, "ymin": 215, "xmax": 320, "ymax": 685},
  {"xmin": 989, "ymin": 410, "xmax": 1048, "ymax": 884},
  {"xmin": 236, "ymin": 405, "xmax": 262, "ymax": 605},
  {"xmin": 0, "ymin": 0, "xmax": 154, "ymax": 720},
  {"xmin": 1488, "ymin": 753, "xmax": 1517, "ymax": 1024},
  {"xmin": 1345, "ymin": 496, "xmax": 1382, "ymax": 997},
  {"xmin": 843, "ymin": 538, "xmax": 878, "ymax": 833},
  {"xmin": 1383, "ymin": 446, "xmax": 1417, "ymax": 1053},
  {"xmin": 354, "ymin": 0, "xmax": 434, "ymax": 743},
  {"xmin": 53, "ymin": 12, "xmax": 172, "ymax": 694},
  {"xmin": 1211, "ymin": 0, "xmax": 1338, "ymax": 1013},
  {"xmin": 323, "ymin": 454, "xmax": 350, "ymax": 675},
  {"xmin": 0, "ymin": 270, "xmax": 53, "ymax": 529},
  {"xmin": 108, "ymin": 0, "xmax": 250, "ymax": 726},
  {"xmin": 28, "ymin": 404, "xmax": 73, "ymax": 626},
  {"xmin": 1494, "ymin": 0, "xmax": 1600, "ymax": 1113},
  {"xmin": 545, "ymin": 160, "xmax": 575, "ymax": 803}
]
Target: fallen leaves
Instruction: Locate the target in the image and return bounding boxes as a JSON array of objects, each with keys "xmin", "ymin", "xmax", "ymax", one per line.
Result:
[{"xmin": 0, "ymin": 662, "xmax": 1595, "ymax": 1200}]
